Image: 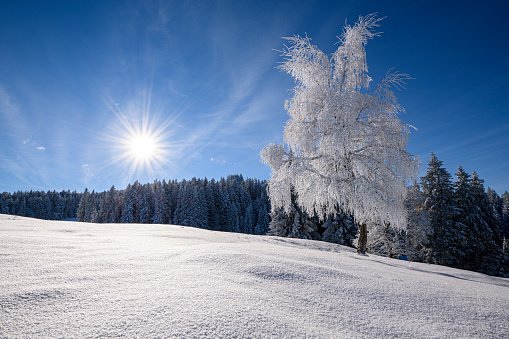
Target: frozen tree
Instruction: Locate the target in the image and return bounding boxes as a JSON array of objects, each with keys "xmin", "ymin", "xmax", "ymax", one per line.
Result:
[{"xmin": 261, "ymin": 14, "xmax": 419, "ymax": 253}]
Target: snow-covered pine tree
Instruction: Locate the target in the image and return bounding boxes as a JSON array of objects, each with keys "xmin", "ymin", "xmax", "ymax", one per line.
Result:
[
  {"xmin": 243, "ymin": 202, "xmax": 256, "ymax": 234},
  {"xmin": 420, "ymin": 153, "xmax": 464, "ymax": 267},
  {"xmin": 205, "ymin": 179, "xmax": 220, "ymax": 230},
  {"xmin": 500, "ymin": 191, "xmax": 509, "ymax": 239},
  {"xmin": 268, "ymin": 188, "xmax": 318, "ymax": 239},
  {"xmin": 190, "ymin": 185, "xmax": 208, "ymax": 229},
  {"xmin": 469, "ymin": 172, "xmax": 507, "ymax": 276},
  {"xmin": 366, "ymin": 222, "xmax": 407, "ymax": 259},
  {"xmin": 255, "ymin": 203, "xmax": 270, "ymax": 235},
  {"xmin": 260, "ymin": 14, "xmax": 419, "ymax": 254},
  {"xmin": 121, "ymin": 184, "xmax": 135, "ymax": 223},
  {"xmin": 453, "ymin": 166, "xmax": 475, "ymax": 269},
  {"xmin": 152, "ymin": 181, "xmax": 165, "ymax": 224},
  {"xmin": 77, "ymin": 188, "xmax": 90, "ymax": 222},
  {"xmin": 173, "ymin": 181, "xmax": 189, "ymax": 226},
  {"xmin": 321, "ymin": 213, "xmax": 357, "ymax": 247},
  {"xmin": 17, "ymin": 197, "xmax": 28, "ymax": 217},
  {"xmin": 487, "ymin": 188, "xmax": 503, "ymax": 227},
  {"xmin": 138, "ymin": 191, "xmax": 151, "ymax": 224}
]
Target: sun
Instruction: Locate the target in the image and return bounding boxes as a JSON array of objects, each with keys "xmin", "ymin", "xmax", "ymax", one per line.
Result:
[
  {"xmin": 103, "ymin": 108, "xmax": 177, "ymax": 184},
  {"xmin": 131, "ymin": 135, "xmax": 156, "ymax": 160}
]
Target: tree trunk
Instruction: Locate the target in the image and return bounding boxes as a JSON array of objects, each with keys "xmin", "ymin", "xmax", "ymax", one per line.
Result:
[{"xmin": 357, "ymin": 223, "xmax": 368, "ymax": 254}]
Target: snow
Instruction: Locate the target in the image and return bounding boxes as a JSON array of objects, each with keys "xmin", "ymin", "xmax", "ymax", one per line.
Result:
[{"xmin": 1, "ymin": 214, "xmax": 508, "ymax": 338}]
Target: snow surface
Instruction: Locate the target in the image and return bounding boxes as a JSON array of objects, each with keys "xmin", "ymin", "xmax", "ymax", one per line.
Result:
[{"xmin": 1, "ymin": 214, "xmax": 508, "ymax": 338}]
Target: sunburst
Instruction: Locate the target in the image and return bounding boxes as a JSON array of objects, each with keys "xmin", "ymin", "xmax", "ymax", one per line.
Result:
[{"xmin": 102, "ymin": 97, "xmax": 179, "ymax": 184}]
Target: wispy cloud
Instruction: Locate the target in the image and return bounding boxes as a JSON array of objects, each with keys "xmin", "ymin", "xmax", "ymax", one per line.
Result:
[
  {"xmin": 0, "ymin": 85, "xmax": 24, "ymax": 138},
  {"xmin": 80, "ymin": 163, "xmax": 95, "ymax": 188},
  {"xmin": 0, "ymin": 86, "xmax": 53, "ymax": 190}
]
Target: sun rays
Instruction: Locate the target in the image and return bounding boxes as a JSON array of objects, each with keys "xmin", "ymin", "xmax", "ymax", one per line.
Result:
[{"xmin": 100, "ymin": 93, "xmax": 181, "ymax": 184}]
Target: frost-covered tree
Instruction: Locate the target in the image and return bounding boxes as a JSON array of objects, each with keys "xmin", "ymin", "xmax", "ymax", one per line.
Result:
[{"xmin": 261, "ymin": 14, "xmax": 419, "ymax": 253}]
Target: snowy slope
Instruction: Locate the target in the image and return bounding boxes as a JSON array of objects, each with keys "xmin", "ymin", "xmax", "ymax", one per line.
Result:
[{"xmin": 1, "ymin": 214, "xmax": 508, "ymax": 338}]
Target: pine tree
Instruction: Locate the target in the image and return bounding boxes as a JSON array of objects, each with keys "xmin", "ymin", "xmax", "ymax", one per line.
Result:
[
  {"xmin": 255, "ymin": 204, "xmax": 270, "ymax": 235},
  {"xmin": 77, "ymin": 188, "xmax": 90, "ymax": 222},
  {"xmin": 268, "ymin": 189, "xmax": 318, "ymax": 239},
  {"xmin": 226, "ymin": 202, "xmax": 240, "ymax": 233},
  {"xmin": 453, "ymin": 166, "xmax": 475, "ymax": 269},
  {"xmin": 321, "ymin": 213, "xmax": 357, "ymax": 247},
  {"xmin": 190, "ymin": 185, "xmax": 208, "ymax": 229},
  {"xmin": 366, "ymin": 222, "xmax": 407, "ymax": 259},
  {"xmin": 243, "ymin": 202, "xmax": 256, "ymax": 234},
  {"xmin": 205, "ymin": 180, "xmax": 220, "ymax": 230},
  {"xmin": 152, "ymin": 181, "xmax": 165, "ymax": 224},
  {"xmin": 139, "ymin": 192, "xmax": 151, "ymax": 224},
  {"xmin": 121, "ymin": 184, "xmax": 135, "ymax": 223},
  {"xmin": 421, "ymin": 153, "xmax": 464, "ymax": 267},
  {"xmin": 470, "ymin": 172, "xmax": 506, "ymax": 275},
  {"xmin": 500, "ymin": 191, "xmax": 509, "ymax": 239}
]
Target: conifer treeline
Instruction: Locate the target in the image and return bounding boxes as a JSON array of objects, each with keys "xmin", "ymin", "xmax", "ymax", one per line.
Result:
[
  {"xmin": 0, "ymin": 190, "xmax": 80, "ymax": 220},
  {"xmin": 372, "ymin": 153, "xmax": 509, "ymax": 276},
  {"xmin": 76, "ymin": 175, "xmax": 270, "ymax": 235}
]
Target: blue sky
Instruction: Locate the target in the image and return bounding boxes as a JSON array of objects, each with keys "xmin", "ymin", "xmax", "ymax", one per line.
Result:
[{"xmin": 1, "ymin": 0, "xmax": 508, "ymax": 194}]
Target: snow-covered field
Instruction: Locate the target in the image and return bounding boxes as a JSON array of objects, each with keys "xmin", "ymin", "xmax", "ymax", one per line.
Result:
[{"xmin": 1, "ymin": 214, "xmax": 508, "ymax": 338}]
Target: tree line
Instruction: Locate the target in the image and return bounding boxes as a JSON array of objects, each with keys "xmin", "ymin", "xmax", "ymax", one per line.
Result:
[
  {"xmin": 405, "ymin": 153, "xmax": 508, "ymax": 276},
  {"xmin": 0, "ymin": 190, "xmax": 80, "ymax": 220},
  {"xmin": 76, "ymin": 175, "xmax": 271, "ymax": 235}
]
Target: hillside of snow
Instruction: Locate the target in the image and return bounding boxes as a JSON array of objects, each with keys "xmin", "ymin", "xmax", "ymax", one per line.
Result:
[{"xmin": 1, "ymin": 214, "xmax": 508, "ymax": 338}]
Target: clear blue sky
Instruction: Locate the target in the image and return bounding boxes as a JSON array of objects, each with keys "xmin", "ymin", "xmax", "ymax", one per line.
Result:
[{"xmin": 1, "ymin": 0, "xmax": 508, "ymax": 194}]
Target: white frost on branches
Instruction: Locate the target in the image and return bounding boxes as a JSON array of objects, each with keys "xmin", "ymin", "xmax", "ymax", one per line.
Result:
[{"xmin": 261, "ymin": 14, "xmax": 420, "ymax": 229}]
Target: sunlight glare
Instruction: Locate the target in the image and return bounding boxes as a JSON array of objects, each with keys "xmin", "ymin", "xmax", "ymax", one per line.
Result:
[
  {"xmin": 131, "ymin": 135, "xmax": 155, "ymax": 160},
  {"xmin": 102, "ymin": 98, "xmax": 180, "ymax": 186}
]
